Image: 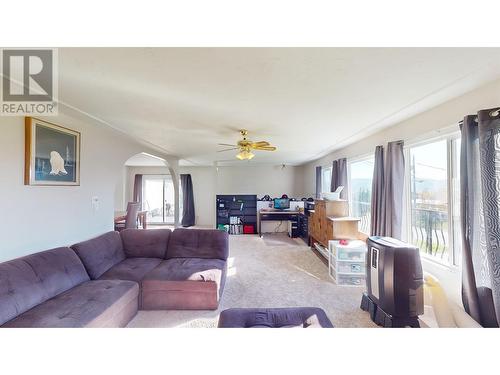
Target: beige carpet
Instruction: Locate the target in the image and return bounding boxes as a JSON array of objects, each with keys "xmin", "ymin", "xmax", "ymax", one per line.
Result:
[{"xmin": 127, "ymin": 233, "xmax": 377, "ymax": 328}]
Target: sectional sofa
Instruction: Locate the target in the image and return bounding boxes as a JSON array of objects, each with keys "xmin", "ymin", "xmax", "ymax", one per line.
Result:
[{"xmin": 0, "ymin": 228, "xmax": 228, "ymax": 328}]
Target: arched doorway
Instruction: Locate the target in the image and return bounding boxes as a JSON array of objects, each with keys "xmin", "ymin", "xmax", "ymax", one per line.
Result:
[{"xmin": 117, "ymin": 152, "xmax": 180, "ymax": 227}]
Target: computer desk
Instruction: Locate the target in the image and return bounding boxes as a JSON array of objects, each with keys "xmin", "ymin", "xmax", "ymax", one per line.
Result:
[{"xmin": 257, "ymin": 209, "xmax": 301, "ymax": 237}]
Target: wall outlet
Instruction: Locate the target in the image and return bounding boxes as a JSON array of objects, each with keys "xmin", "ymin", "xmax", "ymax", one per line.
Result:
[{"xmin": 91, "ymin": 196, "xmax": 100, "ymax": 212}]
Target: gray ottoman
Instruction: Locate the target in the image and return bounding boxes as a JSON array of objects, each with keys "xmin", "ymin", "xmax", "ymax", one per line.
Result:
[{"xmin": 218, "ymin": 307, "xmax": 334, "ymax": 328}]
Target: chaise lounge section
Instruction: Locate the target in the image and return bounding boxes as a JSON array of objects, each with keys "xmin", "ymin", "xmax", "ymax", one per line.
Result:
[
  {"xmin": 141, "ymin": 228, "xmax": 227, "ymax": 310},
  {"xmin": 0, "ymin": 247, "xmax": 138, "ymax": 328},
  {"xmin": 0, "ymin": 228, "xmax": 229, "ymax": 327}
]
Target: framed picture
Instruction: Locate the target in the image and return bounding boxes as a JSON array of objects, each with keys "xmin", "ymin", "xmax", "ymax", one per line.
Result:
[{"xmin": 25, "ymin": 117, "xmax": 80, "ymax": 186}]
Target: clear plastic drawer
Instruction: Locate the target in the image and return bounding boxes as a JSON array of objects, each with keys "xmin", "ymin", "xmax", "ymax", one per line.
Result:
[
  {"xmin": 337, "ymin": 274, "xmax": 365, "ymax": 286},
  {"xmin": 337, "ymin": 261, "xmax": 366, "ymax": 275}
]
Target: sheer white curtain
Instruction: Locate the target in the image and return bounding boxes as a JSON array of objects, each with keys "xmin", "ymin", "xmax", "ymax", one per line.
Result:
[{"xmin": 461, "ymin": 107, "xmax": 500, "ymax": 327}]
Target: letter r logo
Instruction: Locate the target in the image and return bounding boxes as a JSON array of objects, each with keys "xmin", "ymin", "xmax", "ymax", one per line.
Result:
[{"xmin": 2, "ymin": 49, "xmax": 53, "ymax": 102}]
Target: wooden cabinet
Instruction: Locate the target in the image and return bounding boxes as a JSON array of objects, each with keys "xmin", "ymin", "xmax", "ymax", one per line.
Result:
[
  {"xmin": 328, "ymin": 217, "xmax": 361, "ymax": 240},
  {"xmin": 309, "ymin": 199, "xmax": 361, "ymax": 247}
]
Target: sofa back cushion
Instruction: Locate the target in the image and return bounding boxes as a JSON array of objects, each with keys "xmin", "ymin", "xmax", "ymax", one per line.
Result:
[
  {"xmin": 0, "ymin": 247, "xmax": 89, "ymax": 326},
  {"xmin": 121, "ymin": 228, "xmax": 171, "ymax": 258},
  {"xmin": 166, "ymin": 228, "xmax": 229, "ymax": 261},
  {"xmin": 71, "ymin": 231, "xmax": 126, "ymax": 279}
]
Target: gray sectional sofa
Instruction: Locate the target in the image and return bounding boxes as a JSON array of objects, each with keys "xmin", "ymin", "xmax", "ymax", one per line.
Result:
[{"xmin": 0, "ymin": 228, "xmax": 228, "ymax": 328}]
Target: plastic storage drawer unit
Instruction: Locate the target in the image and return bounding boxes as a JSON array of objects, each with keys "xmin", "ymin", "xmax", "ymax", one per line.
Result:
[{"xmin": 329, "ymin": 240, "xmax": 367, "ymax": 286}]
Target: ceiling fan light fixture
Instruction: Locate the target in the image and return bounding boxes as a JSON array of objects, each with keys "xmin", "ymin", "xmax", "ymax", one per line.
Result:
[{"xmin": 236, "ymin": 150, "xmax": 255, "ymax": 160}]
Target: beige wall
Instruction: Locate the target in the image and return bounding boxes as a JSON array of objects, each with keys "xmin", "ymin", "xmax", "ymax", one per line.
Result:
[
  {"xmin": 0, "ymin": 111, "xmax": 175, "ymax": 262},
  {"xmin": 179, "ymin": 166, "xmax": 217, "ymax": 227},
  {"xmin": 215, "ymin": 165, "xmax": 304, "ymax": 197}
]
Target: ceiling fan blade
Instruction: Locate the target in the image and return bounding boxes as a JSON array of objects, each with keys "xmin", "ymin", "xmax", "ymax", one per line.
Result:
[
  {"xmin": 252, "ymin": 141, "xmax": 270, "ymax": 147},
  {"xmin": 217, "ymin": 147, "xmax": 239, "ymax": 152},
  {"xmin": 218, "ymin": 143, "xmax": 238, "ymax": 147},
  {"xmin": 253, "ymin": 146, "xmax": 276, "ymax": 151}
]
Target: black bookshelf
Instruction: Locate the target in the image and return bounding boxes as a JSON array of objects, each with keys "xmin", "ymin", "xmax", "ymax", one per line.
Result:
[{"xmin": 216, "ymin": 195, "xmax": 257, "ymax": 234}]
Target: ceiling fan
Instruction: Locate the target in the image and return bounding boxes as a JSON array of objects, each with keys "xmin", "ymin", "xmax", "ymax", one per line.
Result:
[{"xmin": 218, "ymin": 129, "xmax": 277, "ymax": 160}]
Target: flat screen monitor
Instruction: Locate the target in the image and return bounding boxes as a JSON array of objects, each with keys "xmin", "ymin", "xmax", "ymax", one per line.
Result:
[{"xmin": 274, "ymin": 198, "xmax": 290, "ymax": 210}]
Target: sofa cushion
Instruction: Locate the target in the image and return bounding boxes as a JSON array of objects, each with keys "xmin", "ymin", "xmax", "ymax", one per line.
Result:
[
  {"xmin": 148, "ymin": 258, "xmax": 226, "ymax": 283},
  {"xmin": 2, "ymin": 280, "xmax": 139, "ymax": 328},
  {"xmin": 141, "ymin": 258, "xmax": 227, "ymax": 310},
  {"xmin": 0, "ymin": 247, "xmax": 89, "ymax": 326},
  {"xmin": 98, "ymin": 257, "xmax": 163, "ymax": 282},
  {"xmin": 166, "ymin": 229, "xmax": 229, "ymax": 260},
  {"xmin": 120, "ymin": 229, "xmax": 171, "ymax": 258},
  {"xmin": 217, "ymin": 308, "xmax": 334, "ymax": 328},
  {"xmin": 71, "ymin": 231, "xmax": 126, "ymax": 279}
]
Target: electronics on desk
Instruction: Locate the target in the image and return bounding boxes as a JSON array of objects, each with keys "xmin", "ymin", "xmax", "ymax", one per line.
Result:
[
  {"xmin": 273, "ymin": 198, "xmax": 290, "ymax": 210},
  {"xmin": 360, "ymin": 236, "xmax": 424, "ymax": 328},
  {"xmin": 304, "ymin": 200, "xmax": 315, "ymax": 216}
]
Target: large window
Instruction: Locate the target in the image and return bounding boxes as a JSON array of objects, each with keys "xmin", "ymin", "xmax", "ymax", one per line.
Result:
[
  {"xmin": 349, "ymin": 157, "xmax": 374, "ymax": 234},
  {"xmin": 142, "ymin": 175, "xmax": 175, "ymax": 224},
  {"xmin": 321, "ymin": 166, "xmax": 332, "ymax": 193},
  {"xmin": 406, "ymin": 136, "xmax": 461, "ymax": 265}
]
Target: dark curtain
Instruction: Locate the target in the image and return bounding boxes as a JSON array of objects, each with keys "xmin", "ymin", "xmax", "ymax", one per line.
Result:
[
  {"xmin": 370, "ymin": 146, "xmax": 385, "ymax": 236},
  {"xmin": 368, "ymin": 141, "xmax": 404, "ymax": 238},
  {"xmin": 315, "ymin": 166, "xmax": 322, "ymax": 198},
  {"xmin": 383, "ymin": 140, "xmax": 405, "ymax": 239},
  {"xmin": 180, "ymin": 174, "xmax": 195, "ymax": 227},
  {"xmin": 133, "ymin": 174, "xmax": 143, "ymax": 205},
  {"xmin": 461, "ymin": 107, "xmax": 500, "ymax": 327},
  {"xmin": 331, "ymin": 158, "xmax": 348, "ymax": 199}
]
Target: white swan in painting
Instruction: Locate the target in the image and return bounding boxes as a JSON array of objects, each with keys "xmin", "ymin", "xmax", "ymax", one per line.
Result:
[{"xmin": 49, "ymin": 151, "xmax": 68, "ymax": 175}]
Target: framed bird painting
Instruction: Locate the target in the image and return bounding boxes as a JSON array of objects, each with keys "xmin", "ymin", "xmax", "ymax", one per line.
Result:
[{"xmin": 24, "ymin": 117, "xmax": 80, "ymax": 186}]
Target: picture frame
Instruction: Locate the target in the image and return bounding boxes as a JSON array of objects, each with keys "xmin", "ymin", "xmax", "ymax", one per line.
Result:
[{"xmin": 25, "ymin": 117, "xmax": 81, "ymax": 186}]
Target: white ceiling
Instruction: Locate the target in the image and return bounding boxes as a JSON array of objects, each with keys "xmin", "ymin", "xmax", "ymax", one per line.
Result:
[{"xmin": 58, "ymin": 48, "xmax": 500, "ymax": 166}]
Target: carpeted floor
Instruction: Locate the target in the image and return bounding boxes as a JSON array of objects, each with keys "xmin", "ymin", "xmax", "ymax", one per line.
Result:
[{"xmin": 127, "ymin": 233, "xmax": 377, "ymax": 328}]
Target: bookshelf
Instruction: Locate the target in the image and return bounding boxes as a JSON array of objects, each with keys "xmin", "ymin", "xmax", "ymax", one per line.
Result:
[{"xmin": 216, "ymin": 195, "xmax": 257, "ymax": 234}]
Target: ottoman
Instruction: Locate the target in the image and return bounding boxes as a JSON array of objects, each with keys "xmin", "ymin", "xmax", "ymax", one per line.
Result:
[
  {"xmin": 218, "ymin": 307, "xmax": 334, "ymax": 328},
  {"xmin": 141, "ymin": 258, "xmax": 226, "ymax": 310}
]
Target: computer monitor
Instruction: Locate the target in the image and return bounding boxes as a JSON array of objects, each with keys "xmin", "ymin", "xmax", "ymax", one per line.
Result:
[{"xmin": 273, "ymin": 198, "xmax": 290, "ymax": 210}]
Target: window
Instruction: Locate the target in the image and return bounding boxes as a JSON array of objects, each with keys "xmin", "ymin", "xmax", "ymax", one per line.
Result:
[
  {"xmin": 321, "ymin": 166, "xmax": 332, "ymax": 193},
  {"xmin": 406, "ymin": 136, "xmax": 461, "ymax": 265},
  {"xmin": 349, "ymin": 157, "xmax": 374, "ymax": 234},
  {"xmin": 142, "ymin": 175, "xmax": 175, "ymax": 224}
]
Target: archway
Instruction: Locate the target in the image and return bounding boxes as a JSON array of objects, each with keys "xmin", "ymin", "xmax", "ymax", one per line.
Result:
[{"xmin": 116, "ymin": 152, "xmax": 180, "ymax": 227}]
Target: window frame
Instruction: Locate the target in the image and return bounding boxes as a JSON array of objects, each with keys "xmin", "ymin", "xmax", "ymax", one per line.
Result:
[
  {"xmin": 321, "ymin": 165, "xmax": 332, "ymax": 194},
  {"xmin": 403, "ymin": 130, "xmax": 461, "ymax": 268},
  {"xmin": 142, "ymin": 174, "xmax": 175, "ymax": 225},
  {"xmin": 347, "ymin": 153, "xmax": 375, "ymax": 234}
]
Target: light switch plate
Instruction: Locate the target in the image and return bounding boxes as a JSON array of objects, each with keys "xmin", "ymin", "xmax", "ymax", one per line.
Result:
[{"xmin": 91, "ymin": 196, "xmax": 99, "ymax": 211}]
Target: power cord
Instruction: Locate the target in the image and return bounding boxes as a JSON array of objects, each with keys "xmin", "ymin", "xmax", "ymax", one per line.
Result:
[{"xmin": 274, "ymin": 220, "xmax": 284, "ymax": 233}]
